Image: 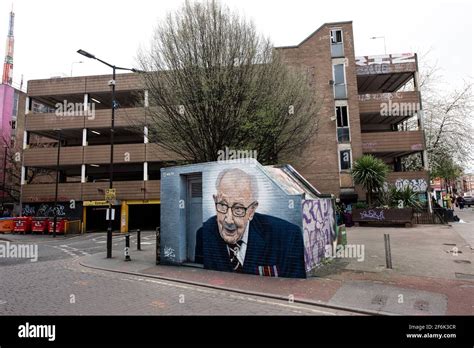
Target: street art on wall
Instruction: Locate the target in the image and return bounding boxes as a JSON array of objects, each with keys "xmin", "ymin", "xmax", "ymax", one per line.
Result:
[
  {"xmin": 394, "ymin": 179, "xmax": 428, "ymax": 193},
  {"xmin": 160, "ymin": 160, "xmax": 337, "ymax": 279},
  {"xmin": 302, "ymin": 199, "xmax": 336, "ymax": 272},
  {"xmin": 194, "ymin": 167, "xmax": 306, "ymax": 278},
  {"xmin": 21, "ymin": 202, "xmax": 83, "ymax": 220}
]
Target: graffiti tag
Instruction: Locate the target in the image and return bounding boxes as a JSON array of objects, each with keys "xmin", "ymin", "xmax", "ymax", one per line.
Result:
[
  {"xmin": 395, "ymin": 179, "xmax": 427, "ymax": 193},
  {"xmin": 302, "ymin": 199, "xmax": 336, "ymax": 271},
  {"xmin": 360, "ymin": 210, "xmax": 385, "ymax": 221},
  {"xmin": 164, "ymin": 246, "xmax": 176, "ymax": 260}
]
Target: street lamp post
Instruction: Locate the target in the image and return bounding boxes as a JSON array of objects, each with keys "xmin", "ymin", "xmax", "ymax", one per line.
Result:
[
  {"xmin": 70, "ymin": 61, "xmax": 83, "ymax": 77},
  {"xmin": 370, "ymin": 36, "xmax": 387, "ymax": 55},
  {"xmin": 77, "ymin": 49, "xmax": 142, "ymax": 258},
  {"xmin": 52, "ymin": 128, "xmax": 61, "ymax": 238}
]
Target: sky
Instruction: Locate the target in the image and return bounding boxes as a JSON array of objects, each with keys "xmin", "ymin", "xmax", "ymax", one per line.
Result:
[
  {"xmin": 1, "ymin": 0, "xmax": 472, "ymax": 88},
  {"xmin": 0, "ymin": 0, "xmax": 473, "ymax": 171}
]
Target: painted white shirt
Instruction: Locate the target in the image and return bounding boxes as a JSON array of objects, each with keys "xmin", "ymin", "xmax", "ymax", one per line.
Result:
[{"xmin": 227, "ymin": 222, "xmax": 249, "ymax": 266}]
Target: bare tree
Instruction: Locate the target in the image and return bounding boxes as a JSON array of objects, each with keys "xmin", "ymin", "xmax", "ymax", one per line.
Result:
[
  {"xmin": 401, "ymin": 52, "xmax": 473, "ymax": 172},
  {"xmin": 136, "ymin": 0, "xmax": 320, "ymax": 164},
  {"xmin": 0, "ymin": 136, "xmax": 56, "ymax": 206},
  {"xmin": 1, "ymin": 136, "xmax": 22, "ymax": 205},
  {"xmin": 424, "ymin": 81, "xmax": 473, "ymax": 168}
]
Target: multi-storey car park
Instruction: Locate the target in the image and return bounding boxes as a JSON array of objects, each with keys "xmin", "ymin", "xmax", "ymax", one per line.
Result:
[{"xmin": 19, "ymin": 21, "xmax": 429, "ymax": 232}]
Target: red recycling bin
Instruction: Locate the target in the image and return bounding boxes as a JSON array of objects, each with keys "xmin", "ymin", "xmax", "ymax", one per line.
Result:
[
  {"xmin": 32, "ymin": 217, "xmax": 49, "ymax": 234},
  {"xmin": 13, "ymin": 217, "xmax": 33, "ymax": 234},
  {"xmin": 48, "ymin": 218, "xmax": 67, "ymax": 234}
]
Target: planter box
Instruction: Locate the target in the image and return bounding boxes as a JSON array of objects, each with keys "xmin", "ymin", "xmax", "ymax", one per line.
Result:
[{"xmin": 352, "ymin": 208, "xmax": 414, "ymax": 227}]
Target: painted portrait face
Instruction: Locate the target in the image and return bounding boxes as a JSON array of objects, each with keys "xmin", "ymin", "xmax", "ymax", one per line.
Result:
[{"xmin": 214, "ymin": 170, "xmax": 258, "ymax": 245}]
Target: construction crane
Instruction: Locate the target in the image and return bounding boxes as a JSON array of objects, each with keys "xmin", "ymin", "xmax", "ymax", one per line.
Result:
[{"xmin": 2, "ymin": 6, "xmax": 15, "ymax": 85}]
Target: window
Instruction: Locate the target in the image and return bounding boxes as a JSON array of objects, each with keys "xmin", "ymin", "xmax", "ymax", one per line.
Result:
[
  {"xmin": 336, "ymin": 106, "xmax": 350, "ymax": 142},
  {"xmin": 336, "ymin": 106, "xmax": 348, "ymax": 127},
  {"xmin": 333, "ymin": 64, "xmax": 347, "ymax": 99},
  {"xmin": 340, "ymin": 150, "xmax": 351, "ymax": 170},
  {"xmin": 330, "ymin": 29, "xmax": 343, "ymax": 44},
  {"xmin": 10, "ymin": 120, "xmax": 16, "ymax": 130},
  {"xmin": 330, "ymin": 29, "xmax": 344, "ymax": 57},
  {"xmin": 333, "ymin": 64, "xmax": 345, "ymax": 85}
]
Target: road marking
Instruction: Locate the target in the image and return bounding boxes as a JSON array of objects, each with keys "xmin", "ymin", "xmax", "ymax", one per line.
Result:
[
  {"xmin": 51, "ymin": 245, "xmax": 90, "ymax": 257},
  {"xmin": 0, "ymin": 300, "xmax": 7, "ymax": 305}
]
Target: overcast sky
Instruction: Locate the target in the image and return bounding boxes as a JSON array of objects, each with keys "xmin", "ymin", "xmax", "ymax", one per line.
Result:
[{"xmin": 1, "ymin": 0, "xmax": 472, "ymax": 89}]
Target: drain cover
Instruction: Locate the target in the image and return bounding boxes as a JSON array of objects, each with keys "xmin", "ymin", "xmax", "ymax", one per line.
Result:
[
  {"xmin": 454, "ymin": 260, "xmax": 471, "ymax": 264},
  {"xmin": 414, "ymin": 300, "xmax": 430, "ymax": 311},
  {"xmin": 371, "ymin": 295, "xmax": 388, "ymax": 306},
  {"xmin": 455, "ymin": 273, "xmax": 474, "ymax": 280}
]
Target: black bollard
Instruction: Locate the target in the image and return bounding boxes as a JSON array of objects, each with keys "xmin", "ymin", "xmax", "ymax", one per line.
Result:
[
  {"xmin": 106, "ymin": 226, "xmax": 112, "ymax": 259},
  {"xmin": 384, "ymin": 234, "xmax": 392, "ymax": 269},
  {"xmin": 124, "ymin": 233, "xmax": 131, "ymax": 261},
  {"xmin": 137, "ymin": 229, "xmax": 141, "ymax": 251}
]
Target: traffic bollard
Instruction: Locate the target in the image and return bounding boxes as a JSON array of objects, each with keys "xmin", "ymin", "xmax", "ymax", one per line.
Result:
[
  {"xmin": 384, "ymin": 234, "xmax": 392, "ymax": 269},
  {"xmin": 137, "ymin": 229, "xmax": 141, "ymax": 251},
  {"xmin": 124, "ymin": 233, "xmax": 131, "ymax": 261}
]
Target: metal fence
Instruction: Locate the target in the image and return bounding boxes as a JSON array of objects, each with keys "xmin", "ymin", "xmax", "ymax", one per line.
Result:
[{"xmin": 413, "ymin": 208, "xmax": 446, "ymax": 225}]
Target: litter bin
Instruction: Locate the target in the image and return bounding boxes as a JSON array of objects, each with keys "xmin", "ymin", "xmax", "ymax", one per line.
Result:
[
  {"xmin": 0, "ymin": 218, "xmax": 14, "ymax": 233},
  {"xmin": 13, "ymin": 217, "xmax": 33, "ymax": 234},
  {"xmin": 48, "ymin": 218, "xmax": 68, "ymax": 234},
  {"xmin": 32, "ymin": 217, "xmax": 49, "ymax": 234}
]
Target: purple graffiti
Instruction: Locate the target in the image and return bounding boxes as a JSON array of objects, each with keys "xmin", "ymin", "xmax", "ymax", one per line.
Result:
[
  {"xmin": 360, "ymin": 210, "xmax": 385, "ymax": 221},
  {"xmin": 302, "ymin": 199, "xmax": 336, "ymax": 272}
]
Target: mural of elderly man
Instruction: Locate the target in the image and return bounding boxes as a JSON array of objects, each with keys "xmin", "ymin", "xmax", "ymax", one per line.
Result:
[{"xmin": 194, "ymin": 168, "xmax": 306, "ymax": 278}]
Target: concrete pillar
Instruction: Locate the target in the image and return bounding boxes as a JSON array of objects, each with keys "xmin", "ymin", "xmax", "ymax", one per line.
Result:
[
  {"xmin": 144, "ymin": 90, "xmax": 149, "ymax": 108},
  {"xmin": 21, "ymin": 166, "xmax": 26, "ymax": 185},
  {"xmin": 25, "ymin": 97, "xmax": 30, "ymax": 115},
  {"xmin": 81, "ymin": 164, "xmax": 86, "ymax": 183},
  {"xmin": 82, "ymin": 129, "xmax": 87, "ymax": 146},
  {"xmin": 83, "ymin": 93, "xmax": 89, "ymax": 111},
  {"xmin": 23, "ymin": 130, "xmax": 28, "ymax": 149},
  {"xmin": 144, "ymin": 126, "xmax": 148, "ymax": 144},
  {"xmin": 144, "ymin": 162, "xmax": 148, "ymax": 181}
]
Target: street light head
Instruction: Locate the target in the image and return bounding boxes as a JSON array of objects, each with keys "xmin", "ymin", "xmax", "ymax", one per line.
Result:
[{"xmin": 77, "ymin": 49, "xmax": 95, "ymax": 59}]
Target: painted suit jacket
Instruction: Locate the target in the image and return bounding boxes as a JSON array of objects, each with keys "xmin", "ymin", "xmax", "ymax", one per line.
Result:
[{"xmin": 194, "ymin": 213, "xmax": 306, "ymax": 278}]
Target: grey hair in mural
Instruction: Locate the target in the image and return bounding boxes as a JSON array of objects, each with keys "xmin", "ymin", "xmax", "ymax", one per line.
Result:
[{"xmin": 195, "ymin": 167, "xmax": 306, "ymax": 278}]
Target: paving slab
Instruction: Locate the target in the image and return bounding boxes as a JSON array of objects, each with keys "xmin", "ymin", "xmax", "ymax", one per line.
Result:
[{"xmin": 329, "ymin": 280, "xmax": 448, "ymax": 315}]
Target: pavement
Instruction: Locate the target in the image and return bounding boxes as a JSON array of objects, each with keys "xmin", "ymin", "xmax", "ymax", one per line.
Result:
[
  {"xmin": 78, "ymin": 209, "xmax": 474, "ymax": 315},
  {"xmin": 2, "ymin": 208, "xmax": 472, "ymax": 315},
  {"xmin": 2, "ymin": 232, "xmax": 354, "ymax": 315}
]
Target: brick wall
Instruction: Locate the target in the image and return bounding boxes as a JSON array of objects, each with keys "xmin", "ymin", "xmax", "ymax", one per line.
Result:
[{"xmin": 277, "ymin": 22, "xmax": 362, "ymax": 197}]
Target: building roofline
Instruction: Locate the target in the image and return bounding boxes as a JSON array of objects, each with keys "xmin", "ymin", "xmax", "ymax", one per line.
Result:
[{"xmin": 275, "ymin": 21, "xmax": 352, "ymax": 49}]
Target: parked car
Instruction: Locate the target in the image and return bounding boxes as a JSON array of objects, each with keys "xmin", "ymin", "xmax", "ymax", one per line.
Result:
[{"xmin": 463, "ymin": 196, "xmax": 474, "ymax": 207}]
